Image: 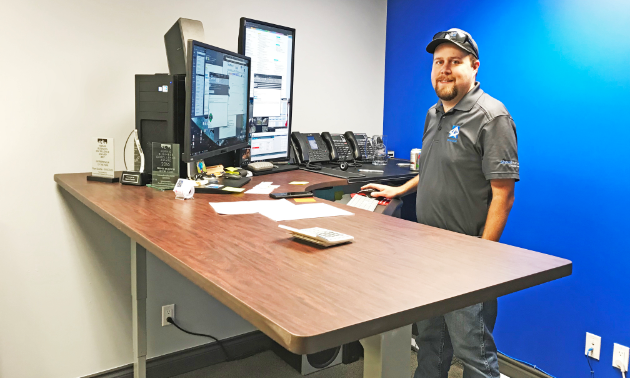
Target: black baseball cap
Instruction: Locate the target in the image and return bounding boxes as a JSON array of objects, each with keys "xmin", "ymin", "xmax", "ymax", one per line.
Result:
[{"xmin": 426, "ymin": 28, "xmax": 479, "ymax": 59}]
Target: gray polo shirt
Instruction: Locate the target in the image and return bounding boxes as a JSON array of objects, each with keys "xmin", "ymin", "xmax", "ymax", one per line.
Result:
[{"xmin": 416, "ymin": 82, "xmax": 519, "ymax": 237}]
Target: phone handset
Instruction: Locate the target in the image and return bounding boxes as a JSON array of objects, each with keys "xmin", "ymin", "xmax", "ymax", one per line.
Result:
[
  {"xmin": 290, "ymin": 132, "xmax": 307, "ymax": 165},
  {"xmin": 344, "ymin": 131, "xmax": 360, "ymax": 160},
  {"xmin": 343, "ymin": 131, "xmax": 363, "ymax": 167},
  {"xmin": 289, "ymin": 138, "xmax": 302, "ymax": 165},
  {"xmin": 320, "ymin": 132, "xmax": 339, "ymax": 161}
]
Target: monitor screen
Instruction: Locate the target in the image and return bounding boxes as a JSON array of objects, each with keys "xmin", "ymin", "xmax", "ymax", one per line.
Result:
[
  {"xmin": 239, "ymin": 19, "xmax": 295, "ymax": 162},
  {"xmin": 184, "ymin": 40, "xmax": 250, "ymax": 162}
]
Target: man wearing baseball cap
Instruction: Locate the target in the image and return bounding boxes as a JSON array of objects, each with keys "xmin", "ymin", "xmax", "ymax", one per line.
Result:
[{"xmin": 362, "ymin": 28, "xmax": 519, "ymax": 378}]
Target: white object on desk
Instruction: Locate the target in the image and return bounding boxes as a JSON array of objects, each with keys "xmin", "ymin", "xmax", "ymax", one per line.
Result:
[
  {"xmin": 278, "ymin": 225, "xmax": 354, "ymax": 247},
  {"xmin": 247, "ymin": 161, "xmax": 274, "ymax": 172},
  {"xmin": 245, "ymin": 181, "xmax": 280, "ymax": 194},
  {"xmin": 173, "ymin": 178, "xmax": 195, "ymax": 200},
  {"xmin": 209, "ymin": 199, "xmax": 294, "ymax": 215},
  {"xmin": 260, "ymin": 203, "xmax": 353, "ymax": 222},
  {"xmin": 347, "ymin": 195, "xmax": 379, "ymax": 211}
]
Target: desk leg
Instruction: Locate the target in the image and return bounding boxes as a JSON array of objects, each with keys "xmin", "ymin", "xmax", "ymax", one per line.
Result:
[
  {"xmin": 360, "ymin": 325, "xmax": 411, "ymax": 378},
  {"xmin": 131, "ymin": 240, "xmax": 147, "ymax": 378}
]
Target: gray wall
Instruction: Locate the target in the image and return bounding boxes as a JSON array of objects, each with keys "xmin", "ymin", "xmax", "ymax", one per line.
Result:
[{"xmin": 0, "ymin": 0, "xmax": 387, "ymax": 377}]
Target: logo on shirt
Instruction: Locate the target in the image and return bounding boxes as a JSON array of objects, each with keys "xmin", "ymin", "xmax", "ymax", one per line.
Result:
[
  {"xmin": 448, "ymin": 125, "xmax": 460, "ymax": 143},
  {"xmin": 500, "ymin": 160, "xmax": 519, "ymax": 169}
]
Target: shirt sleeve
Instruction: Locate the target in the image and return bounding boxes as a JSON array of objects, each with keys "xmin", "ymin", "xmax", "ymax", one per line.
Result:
[{"xmin": 479, "ymin": 115, "xmax": 520, "ymax": 181}]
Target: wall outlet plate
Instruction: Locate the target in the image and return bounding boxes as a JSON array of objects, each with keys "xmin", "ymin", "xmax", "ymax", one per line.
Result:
[
  {"xmin": 585, "ymin": 332, "xmax": 601, "ymax": 360},
  {"xmin": 613, "ymin": 343, "xmax": 629, "ymax": 372},
  {"xmin": 162, "ymin": 304, "xmax": 175, "ymax": 326}
]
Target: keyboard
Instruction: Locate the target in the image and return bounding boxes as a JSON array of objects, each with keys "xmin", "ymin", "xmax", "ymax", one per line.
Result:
[
  {"xmin": 347, "ymin": 194, "xmax": 379, "ymax": 211},
  {"xmin": 247, "ymin": 162, "xmax": 274, "ymax": 172}
]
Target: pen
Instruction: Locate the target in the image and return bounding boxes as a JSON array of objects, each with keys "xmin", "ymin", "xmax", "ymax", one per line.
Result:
[{"xmin": 358, "ymin": 169, "xmax": 384, "ymax": 173}]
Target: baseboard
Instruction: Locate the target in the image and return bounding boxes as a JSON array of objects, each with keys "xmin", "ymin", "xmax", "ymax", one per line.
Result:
[
  {"xmin": 83, "ymin": 331, "xmax": 273, "ymax": 378},
  {"xmin": 498, "ymin": 352, "xmax": 552, "ymax": 378}
]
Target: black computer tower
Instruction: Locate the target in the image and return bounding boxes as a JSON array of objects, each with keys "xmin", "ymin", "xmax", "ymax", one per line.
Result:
[
  {"xmin": 134, "ymin": 74, "xmax": 187, "ymax": 175},
  {"xmin": 135, "ymin": 73, "xmax": 245, "ymax": 178}
]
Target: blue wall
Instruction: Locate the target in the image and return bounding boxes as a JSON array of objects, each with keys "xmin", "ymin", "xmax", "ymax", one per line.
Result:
[{"xmin": 384, "ymin": 0, "xmax": 630, "ymax": 377}]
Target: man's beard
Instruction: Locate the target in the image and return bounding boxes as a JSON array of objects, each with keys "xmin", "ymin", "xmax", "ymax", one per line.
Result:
[{"xmin": 435, "ymin": 76, "xmax": 458, "ymax": 101}]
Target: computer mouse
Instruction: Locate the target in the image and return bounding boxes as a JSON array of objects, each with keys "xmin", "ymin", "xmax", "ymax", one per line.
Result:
[{"xmin": 358, "ymin": 188, "xmax": 377, "ymax": 196}]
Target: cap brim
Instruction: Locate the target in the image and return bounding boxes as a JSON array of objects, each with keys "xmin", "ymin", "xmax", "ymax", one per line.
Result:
[{"xmin": 426, "ymin": 39, "xmax": 477, "ymax": 58}]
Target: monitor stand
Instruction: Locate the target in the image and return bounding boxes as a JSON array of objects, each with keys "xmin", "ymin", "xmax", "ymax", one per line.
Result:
[{"xmin": 252, "ymin": 164, "xmax": 299, "ymax": 176}]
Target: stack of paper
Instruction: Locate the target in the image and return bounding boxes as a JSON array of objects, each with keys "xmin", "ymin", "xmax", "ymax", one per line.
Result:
[
  {"xmin": 245, "ymin": 182, "xmax": 280, "ymax": 194},
  {"xmin": 209, "ymin": 200, "xmax": 354, "ymax": 221},
  {"xmin": 259, "ymin": 203, "xmax": 354, "ymax": 222},
  {"xmin": 209, "ymin": 199, "xmax": 294, "ymax": 215}
]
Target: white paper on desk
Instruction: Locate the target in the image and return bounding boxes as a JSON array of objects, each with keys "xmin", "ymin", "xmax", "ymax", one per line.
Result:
[
  {"xmin": 259, "ymin": 203, "xmax": 354, "ymax": 222},
  {"xmin": 245, "ymin": 181, "xmax": 280, "ymax": 194},
  {"xmin": 209, "ymin": 199, "xmax": 294, "ymax": 215},
  {"xmin": 245, "ymin": 184, "xmax": 280, "ymax": 194}
]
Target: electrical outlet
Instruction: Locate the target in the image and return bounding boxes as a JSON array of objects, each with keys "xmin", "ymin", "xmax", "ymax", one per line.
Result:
[
  {"xmin": 162, "ymin": 304, "xmax": 175, "ymax": 326},
  {"xmin": 613, "ymin": 343, "xmax": 629, "ymax": 372},
  {"xmin": 585, "ymin": 332, "xmax": 601, "ymax": 360}
]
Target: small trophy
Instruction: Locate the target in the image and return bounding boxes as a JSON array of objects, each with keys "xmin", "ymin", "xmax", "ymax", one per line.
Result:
[{"xmin": 121, "ymin": 130, "xmax": 151, "ymax": 186}]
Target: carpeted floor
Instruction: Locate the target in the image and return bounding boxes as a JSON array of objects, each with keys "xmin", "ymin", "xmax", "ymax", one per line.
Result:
[{"xmin": 173, "ymin": 349, "xmax": 465, "ymax": 378}]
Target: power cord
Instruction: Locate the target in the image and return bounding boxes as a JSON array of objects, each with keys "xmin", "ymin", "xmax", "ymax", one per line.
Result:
[
  {"xmin": 304, "ymin": 161, "xmax": 322, "ymax": 170},
  {"xmin": 614, "ymin": 356, "xmax": 627, "ymax": 378},
  {"xmin": 348, "ymin": 158, "xmax": 362, "ymax": 167},
  {"xmin": 585, "ymin": 347, "xmax": 595, "ymax": 378},
  {"xmin": 497, "ymin": 350, "xmax": 556, "ymax": 378},
  {"xmin": 166, "ymin": 317, "xmax": 232, "ymax": 361}
]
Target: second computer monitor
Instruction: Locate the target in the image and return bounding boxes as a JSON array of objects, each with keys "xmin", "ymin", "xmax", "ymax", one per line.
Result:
[
  {"xmin": 183, "ymin": 40, "xmax": 251, "ymax": 163},
  {"xmin": 238, "ymin": 18, "xmax": 295, "ymax": 162}
]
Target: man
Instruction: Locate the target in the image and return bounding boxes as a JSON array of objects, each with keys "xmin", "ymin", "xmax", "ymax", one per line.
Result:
[{"xmin": 362, "ymin": 29, "xmax": 519, "ymax": 378}]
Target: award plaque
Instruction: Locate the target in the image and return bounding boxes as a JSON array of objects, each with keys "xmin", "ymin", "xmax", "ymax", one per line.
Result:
[
  {"xmin": 88, "ymin": 137, "xmax": 119, "ymax": 183},
  {"xmin": 151, "ymin": 142, "xmax": 180, "ymax": 190}
]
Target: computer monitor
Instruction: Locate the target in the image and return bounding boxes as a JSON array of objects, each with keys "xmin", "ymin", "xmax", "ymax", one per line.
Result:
[
  {"xmin": 183, "ymin": 40, "xmax": 251, "ymax": 163},
  {"xmin": 238, "ymin": 18, "xmax": 295, "ymax": 162}
]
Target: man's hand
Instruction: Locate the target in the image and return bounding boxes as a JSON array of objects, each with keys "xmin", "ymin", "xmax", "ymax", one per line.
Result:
[
  {"xmin": 360, "ymin": 183, "xmax": 402, "ymax": 199},
  {"xmin": 361, "ymin": 175, "xmax": 419, "ymax": 199}
]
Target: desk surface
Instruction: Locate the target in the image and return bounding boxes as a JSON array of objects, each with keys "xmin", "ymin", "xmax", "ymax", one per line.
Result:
[
  {"xmin": 300, "ymin": 158, "xmax": 419, "ymax": 184},
  {"xmin": 54, "ymin": 171, "xmax": 571, "ymax": 354}
]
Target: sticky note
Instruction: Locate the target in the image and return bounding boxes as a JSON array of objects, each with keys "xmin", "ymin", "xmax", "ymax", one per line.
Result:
[
  {"xmin": 222, "ymin": 187, "xmax": 245, "ymax": 193},
  {"xmin": 289, "ymin": 181, "xmax": 309, "ymax": 185},
  {"xmin": 294, "ymin": 198, "xmax": 316, "ymax": 203}
]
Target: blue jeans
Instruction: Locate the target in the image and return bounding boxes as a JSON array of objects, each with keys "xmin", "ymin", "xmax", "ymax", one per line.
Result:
[{"xmin": 414, "ymin": 300, "xmax": 499, "ymax": 378}]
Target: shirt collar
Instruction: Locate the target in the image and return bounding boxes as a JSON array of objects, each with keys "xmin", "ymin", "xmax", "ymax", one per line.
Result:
[{"xmin": 435, "ymin": 82, "xmax": 484, "ymax": 114}]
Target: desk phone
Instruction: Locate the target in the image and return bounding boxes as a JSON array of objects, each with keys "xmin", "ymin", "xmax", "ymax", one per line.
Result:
[
  {"xmin": 321, "ymin": 132, "xmax": 353, "ymax": 162},
  {"xmin": 345, "ymin": 132, "xmax": 373, "ymax": 161},
  {"xmin": 290, "ymin": 132, "xmax": 330, "ymax": 164}
]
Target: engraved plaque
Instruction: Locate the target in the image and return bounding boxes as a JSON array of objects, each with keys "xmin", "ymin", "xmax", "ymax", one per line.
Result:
[{"xmin": 151, "ymin": 142, "xmax": 180, "ymax": 190}]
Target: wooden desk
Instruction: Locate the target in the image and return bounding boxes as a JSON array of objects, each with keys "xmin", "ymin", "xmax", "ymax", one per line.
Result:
[{"xmin": 54, "ymin": 172, "xmax": 571, "ymax": 378}]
